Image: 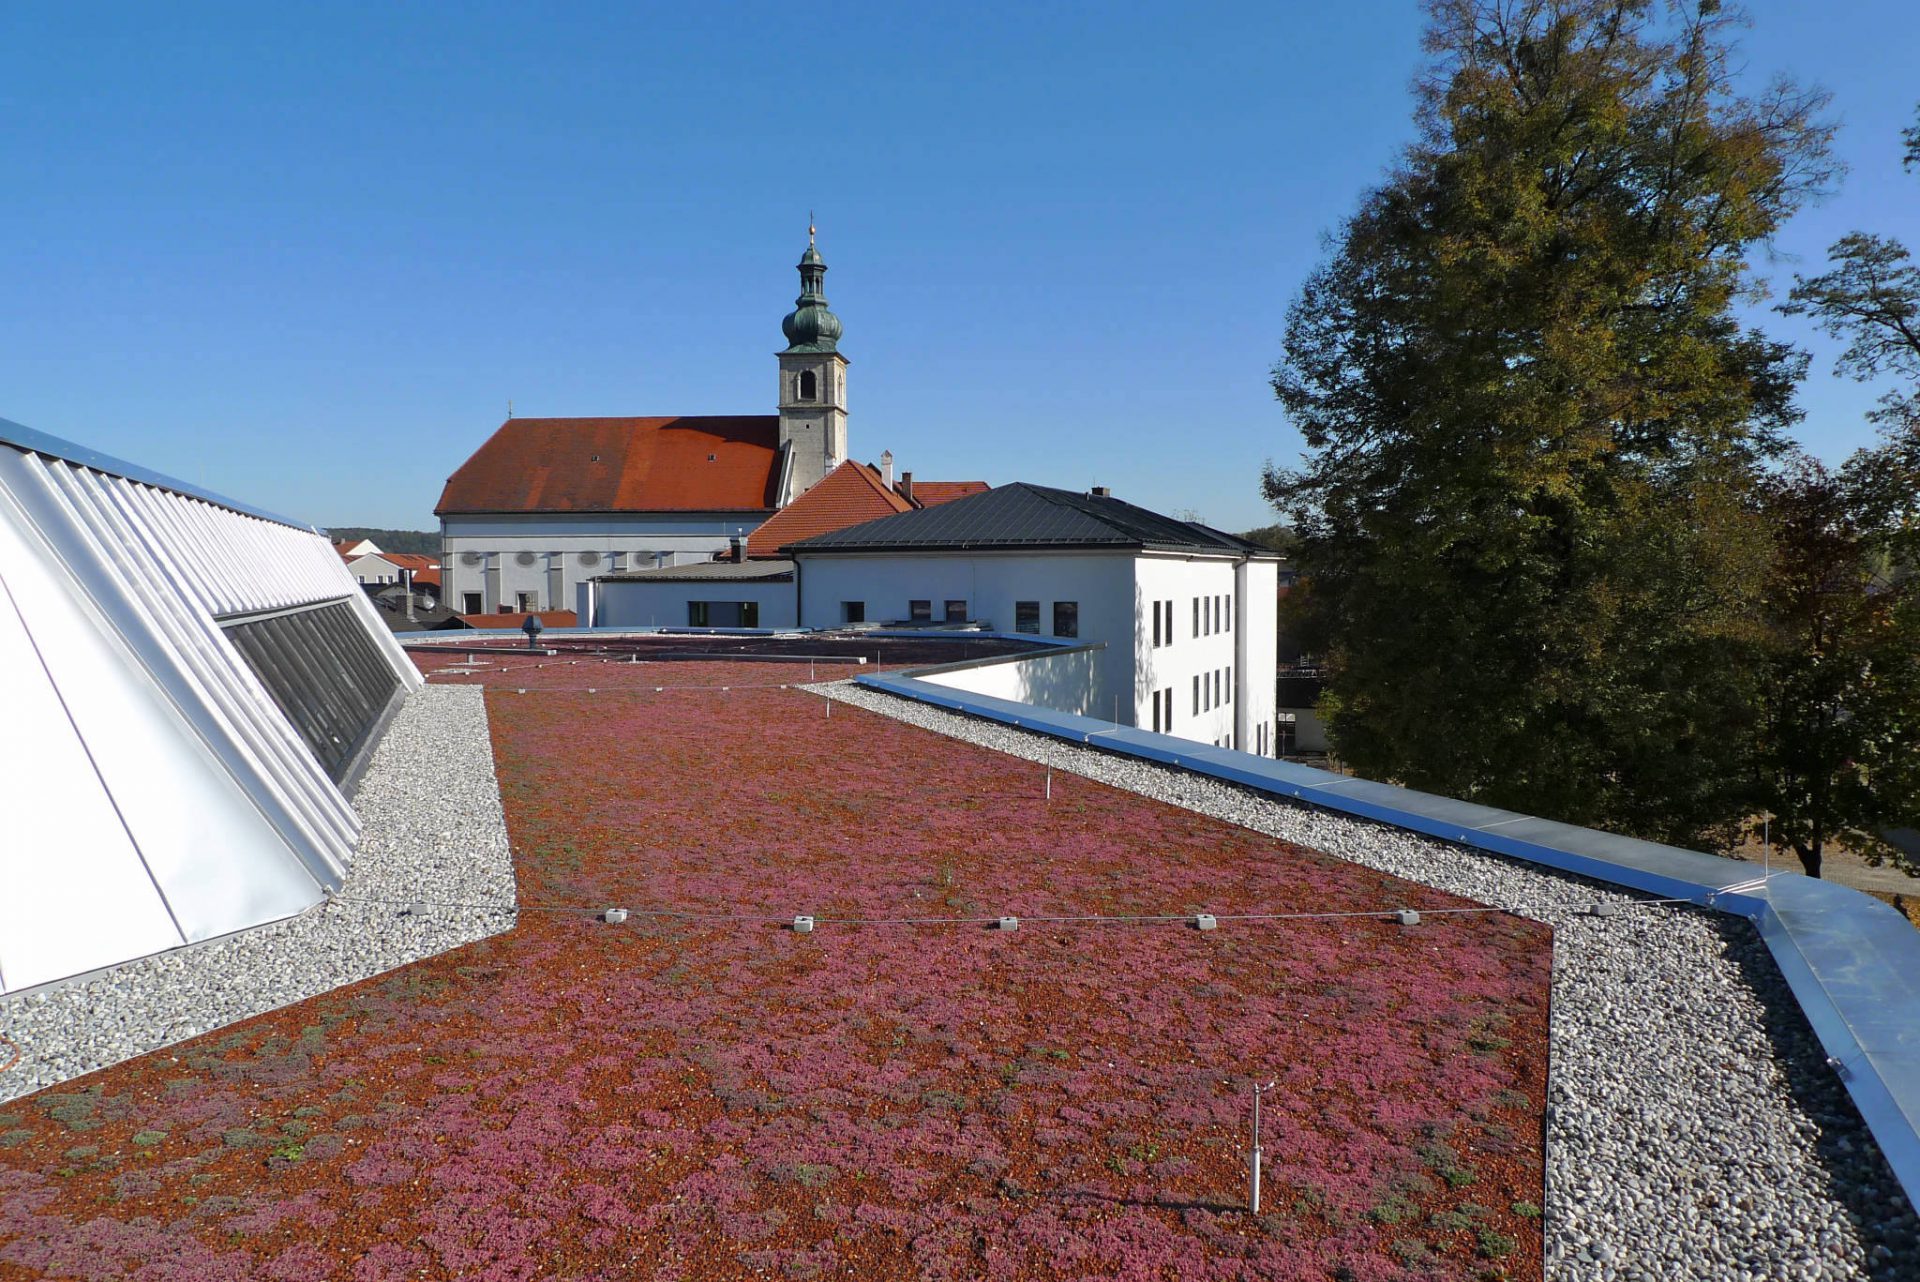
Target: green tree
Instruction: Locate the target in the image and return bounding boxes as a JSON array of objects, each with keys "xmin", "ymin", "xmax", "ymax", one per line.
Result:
[
  {"xmin": 1236, "ymin": 523, "xmax": 1300, "ymax": 555},
  {"xmin": 1264, "ymin": 0, "xmax": 1834, "ymax": 848},
  {"xmin": 1756, "ymin": 457, "xmax": 1919, "ymax": 876},
  {"xmin": 1764, "ymin": 103, "xmax": 1920, "ymax": 875}
]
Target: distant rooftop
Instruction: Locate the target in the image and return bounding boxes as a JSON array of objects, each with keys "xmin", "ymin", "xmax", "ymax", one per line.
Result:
[{"xmin": 786, "ymin": 482, "xmax": 1277, "ymax": 556}]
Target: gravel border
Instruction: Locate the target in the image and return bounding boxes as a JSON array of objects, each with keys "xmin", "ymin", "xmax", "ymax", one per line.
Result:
[
  {"xmin": 822, "ymin": 682, "xmax": 1920, "ymax": 1282},
  {"xmin": 0, "ymin": 685, "xmax": 516, "ymax": 1104}
]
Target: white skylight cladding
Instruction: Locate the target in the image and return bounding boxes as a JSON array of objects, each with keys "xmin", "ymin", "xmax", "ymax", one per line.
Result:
[{"xmin": 0, "ymin": 443, "xmax": 421, "ymax": 995}]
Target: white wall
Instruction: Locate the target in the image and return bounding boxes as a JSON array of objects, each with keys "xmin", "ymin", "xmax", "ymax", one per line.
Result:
[
  {"xmin": 791, "ymin": 547, "xmax": 1280, "ymax": 750},
  {"xmin": 921, "ymin": 647, "xmax": 1102, "ymax": 718},
  {"xmin": 344, "ymin": 553, "xmax": 401, "ymax": 585},
  {"xmin": 796, "ymin": 552, "xmax": 1140, "ymax": 721},
  {"xmin": 441, "ymin": 511, "xmax": 768, "ymax": 613},
  {"xmin": 1132, "ymin": 556, "xmax": 1248, "ymax": 748},
  {"xmin": 592, "ymin": 578, "xmax": 798, "ymax": 629},
  {"xmin": 1237, "ymin": 559, "xmax": 1280, "ymax": 757}
]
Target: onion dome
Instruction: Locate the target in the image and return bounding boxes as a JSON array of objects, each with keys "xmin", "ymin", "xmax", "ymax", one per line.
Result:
[{"xmin": 781, "ymin": 222, "xmax": 842, "ymax": 354}]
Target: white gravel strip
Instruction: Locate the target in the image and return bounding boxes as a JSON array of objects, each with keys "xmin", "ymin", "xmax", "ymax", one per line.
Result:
[
  {"xmin": 823, "ymin": 682, "xmax": 1920, "ymax": 1282},
  {"xmin": 0, "ymin": 685, "xmax": 516, "ymax": 1104}
]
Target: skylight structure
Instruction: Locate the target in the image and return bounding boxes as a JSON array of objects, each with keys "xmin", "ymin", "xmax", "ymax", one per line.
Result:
[{"xmin": 0, "ymin": 419, "xmax": 420, "ymax": 995}]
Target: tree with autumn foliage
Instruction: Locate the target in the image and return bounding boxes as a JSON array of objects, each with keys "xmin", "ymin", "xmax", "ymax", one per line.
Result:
[{"xmin": 1264, "ymin": 0, "xmax": 1835, "ymax": 849}]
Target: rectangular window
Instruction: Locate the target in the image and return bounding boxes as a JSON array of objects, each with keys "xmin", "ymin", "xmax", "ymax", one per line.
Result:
[
  {"xmin": 1192, "ymin": 675, "xmax": 1200, "ymax": 715},
  {"xmin": 1052, "ymin": 601, "xmax": 1078, "ymax": 638},
  {"xmin": 1214, "ymin": 669, "xmax": 1222, "ymax": 705},
  {"xmin": 742, "ymin": 601, "xmax": 759, "ymax": 628},
  {"xmin": 843, "ymin": 601, "xmax": 865, "ymax": 624},
  {"xmin": 688, "ymin": 601, "xmax": 710, "ymax": 628},
  {"xmin": 516, "ymin": 591, "xmax": 537, "ymax": 613},
  {"xmin": 1152, "ymin": 601, "xmax": 1162, "ymax": 647},
  {"xmin": 1151, "ymin": 690, "xmax": 1162, "ymax": 733},
  {"xmin": 1015, "ymin": 600, "xmax": 1040, "ymax": 633},
  {"xmin": 1193, "ymin": 597, "xmax": 1200, "ymax": 637},
  {"xmin": 1225, "ymin": 665, "xmax": 1233, "ymax": 701},
  {"xmin": 1227, "ymin": 596, "xmax": 1234, "ymax": 632},
  {"xmin": 945, "ymin": 599, "xmax": 967, "ymax": 622},
  {"xmin": 909, "ymin": 599, "xmax": 932, "ymax": 622},
  {"xmin": 462, "ymin": 591, "xmax": 482, "ymax": 615}
]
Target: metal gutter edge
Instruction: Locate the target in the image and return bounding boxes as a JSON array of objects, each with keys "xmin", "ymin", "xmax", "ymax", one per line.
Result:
[
  {"xmin": 855, "ymin": 668, "xmax": 1920, "ymax": 1210},
  {"xmin": 1, "ymin": 417, "xmax": 320, "ymax": 532}
]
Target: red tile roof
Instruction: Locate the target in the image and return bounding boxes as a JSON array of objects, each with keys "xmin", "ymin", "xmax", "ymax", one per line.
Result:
[
  {"xmin": 453, "ymin": 610, "xmax": 579, "ymax": 630},
  {"xmin": 746, "ymin": 460, "xmax": 913, "ymax": 557},
  {"xmin": 384, "ymin": 553, "xmax": 442, "ymax": 588},
  {"xmin": 901, "ymin": 479, "xmax": 989, "ymax": 507},
  {"xmin": 435, "ymin": 417, "xmax": 782, "ymax": 515}
]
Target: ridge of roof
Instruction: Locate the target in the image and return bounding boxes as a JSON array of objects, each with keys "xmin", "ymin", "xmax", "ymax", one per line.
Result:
[
  {"xmin": 744, "ymin": 459, "xmax": 914, "ymax": 558},
  {"xmin": 901, "ymin": 479, "xmax": 990, "ymax": 508},
  {"xmin": 783, "ymin": 482, "xmax": 1270, "ymax": 556}
]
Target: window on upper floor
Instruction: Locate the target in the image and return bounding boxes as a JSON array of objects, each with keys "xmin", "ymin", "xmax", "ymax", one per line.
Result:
[
  {"xmin": 516, "ymin": 591, "xmax": 537, "ymax": 612},
  {"xmin": 1015, "ymin": 601, "xmax": 1039, "ymax": 633},
  {"xmin": 843, "ymin": 601, "xmax": 865, "ymax": 624},
  {"xmin": 799, "ymin": 369, "xmax": 817, "ymax": 400},
  {"xmin": 1192, "ymin": 675, "xmax": 1200, "ymax": 715},
  {"xmin": 945, "ymin": 599, "xmax": 967, "ymax": 623},
  {"xmin": 909, "ymin": 599, "xmax": 932, "ymax": 623},
  {"xmin": 1053, "ymin": 601, "xmax": 1078, "ymax": 638},
  {"xmin": 1193, "ymin": 597, "xmax": 1200, "ymax": 637},
  {"xmin": 1152, "ymin": 600, "xmax": 1162, "ymax": 647}
]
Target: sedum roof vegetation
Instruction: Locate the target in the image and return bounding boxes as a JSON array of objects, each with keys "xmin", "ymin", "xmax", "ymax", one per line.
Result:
[{"xmin": 0, "ymin": 654, "xmax": 1551, "ymax": 1281}]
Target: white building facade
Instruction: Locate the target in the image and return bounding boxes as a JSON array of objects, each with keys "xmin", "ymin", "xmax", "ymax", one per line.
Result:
[{"xmin": 789, "ymin": 484, "xmax": 1281, "ymax": 756}]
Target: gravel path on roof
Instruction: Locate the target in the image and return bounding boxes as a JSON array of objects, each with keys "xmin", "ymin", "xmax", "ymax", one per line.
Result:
[
  {"xmin": 0, "ymin": 684, "xmax": 515, "ymax": 1106},
  {"xmin": 822, "ymin": 682, "xmax": 1920, "ymax": 1282}
]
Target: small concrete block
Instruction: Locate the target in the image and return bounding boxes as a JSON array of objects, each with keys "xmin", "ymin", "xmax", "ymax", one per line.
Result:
[
  {"xmin": 1588, "ymin": 902, "xmax": 1620, "ymax": 919},
  {"xmin": 1394, "ymin": 909, "xmax": 1421, "ymax": 926},
  {"xmin": 1194, "ymin": 914, "xmax": 1219, "ymax": 931},
  {"xmin": 996, "ymin": 916, "xmax": 1020, "ymax": 932},
  {"xmin": 603, "ymin": 908, "xmax": 628, "ymax": 925},
  {"xmin": 792, "ymin": 915, "xmax": 815, "ymax": 934}
]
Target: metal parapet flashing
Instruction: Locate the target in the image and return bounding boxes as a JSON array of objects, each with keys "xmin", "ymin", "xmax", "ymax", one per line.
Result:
[{"xmin": 856, "ymin": 667, "xmax": 1920, "ymax": 1211}]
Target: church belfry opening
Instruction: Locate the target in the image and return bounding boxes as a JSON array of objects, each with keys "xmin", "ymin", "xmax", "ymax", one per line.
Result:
[{"xmin": 798, "ymin": 370, "xmax": 817, "ymax": 400}]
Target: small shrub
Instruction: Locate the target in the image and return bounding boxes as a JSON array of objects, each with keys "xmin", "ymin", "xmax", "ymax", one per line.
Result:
[
  {"xmin": 1476, "ymin": 1227, "xmax": 1516, "ymax": 1258},
  {"xmin": 1390, "ymin": 1238, "xmax": 1436, "ymax": 1265},
  {"xmin": 129, "ymin": 1130, "xmax": 169, "ymax": 1148},
  {"xmin": 1511, "ymin": 1200, "xmax": 1541, "ymax": 1219}
]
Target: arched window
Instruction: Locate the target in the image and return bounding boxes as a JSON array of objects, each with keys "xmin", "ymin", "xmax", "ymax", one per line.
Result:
[{"xmin": 798, "ymin": 369, "xmax": 817, "ymax": 400}]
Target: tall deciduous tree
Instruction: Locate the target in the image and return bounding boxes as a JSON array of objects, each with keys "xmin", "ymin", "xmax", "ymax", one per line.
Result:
[
  {"xmin": 1756, "ymin": 456, "xmax": 1919, "ymax": 876},
  {"xmin": 1264, "ymin": 0, "xmax": 1833, "ymax": 848},
  {"xmin": 1765, "ymin": 103, "xmax": 1920, "ymax": 876}
]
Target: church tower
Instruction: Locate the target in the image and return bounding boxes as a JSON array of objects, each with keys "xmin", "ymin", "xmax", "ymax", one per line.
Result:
[{"xmin": 777, "ymin": 223, "xmax": 848, "ymax": 503}]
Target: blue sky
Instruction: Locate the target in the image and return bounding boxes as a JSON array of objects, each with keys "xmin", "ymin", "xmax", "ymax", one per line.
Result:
[{"xmin": 3, "ymin": 1, "xmax": 1916, "ymax": 533}]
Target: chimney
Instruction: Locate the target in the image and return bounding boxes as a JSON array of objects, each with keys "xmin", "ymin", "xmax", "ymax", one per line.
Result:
[
  {"xmin": 1091, "ymin": 485, "xmax": 1111, "ymax": 498},
  {"xmin": 730, "ymin": 536, "xmax": 747, "ymax": 562},
  {"xmin": 880, "ymin": 449, "xmax": 895, "ymax": 490},
  {"xmin": 900, "ymin": 471, "xmax": 914, "ymax": 503}
]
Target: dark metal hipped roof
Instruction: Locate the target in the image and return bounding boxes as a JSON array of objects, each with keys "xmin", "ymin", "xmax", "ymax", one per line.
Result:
[{"xmin": 784, "ymin": 483, "xmax": 1270, "ymax": 556}]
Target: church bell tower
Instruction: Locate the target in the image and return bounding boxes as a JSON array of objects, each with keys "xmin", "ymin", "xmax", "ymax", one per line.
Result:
[{"xmin": 777, "ymin": 222, "xmax": 848, "ymax": 503}]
